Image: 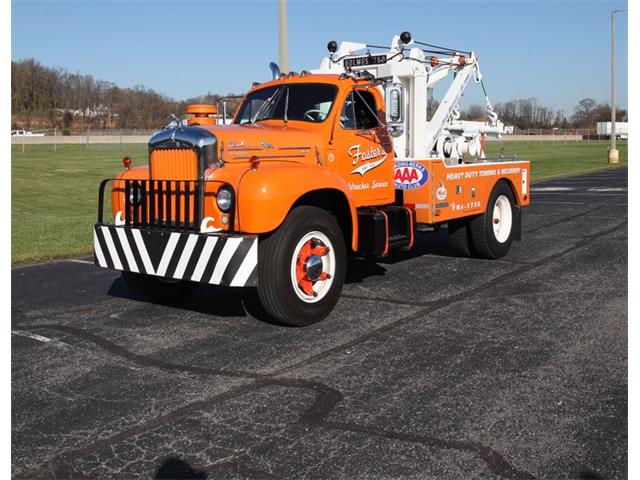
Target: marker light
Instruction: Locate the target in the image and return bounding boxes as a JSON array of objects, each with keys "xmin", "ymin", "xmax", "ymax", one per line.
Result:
[
  {"xmin": 122, "ymin": 156, "xmax": 131, "ymax": 169},
  {"xmin": 249, "ymin": 155, "xmax": 260, "ymax": 170},
  {"xmin": 216, "ymin": 187, "xmax": 232, "ymax": 212}
]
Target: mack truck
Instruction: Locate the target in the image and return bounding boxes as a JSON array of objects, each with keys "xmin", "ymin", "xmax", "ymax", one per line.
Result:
[{"xmin": 93, "ymin": 32, "xmax": 530, "ymax": 326}]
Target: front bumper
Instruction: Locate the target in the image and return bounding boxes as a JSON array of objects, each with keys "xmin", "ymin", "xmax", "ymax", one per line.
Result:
[{"xmin": 93, "ymin": 224, "xmax": 258, "ymax": 287}]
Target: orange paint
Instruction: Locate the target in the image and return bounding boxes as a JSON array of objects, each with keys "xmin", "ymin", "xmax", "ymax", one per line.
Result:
[
  {"xmin": 402, "ymin": 159, "xmax": 530, "ymax": 224},
  {"xmin": 186, "ymin": 104, "xmax": 217, "ymax": 126},
  {"xmin": 109, "ymin": 73, "xmax": 530, "ymax": 252}
]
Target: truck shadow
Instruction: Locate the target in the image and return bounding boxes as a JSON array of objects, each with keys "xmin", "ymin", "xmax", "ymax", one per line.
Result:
[
  {"xmin": 106, "ymin": 230, "xmax": 457, "ymax": 324},
  {"xmin": 347, "ymin": 228, "xmax": 456, "ymax": 282},
  {"xmin": 154, "ymin": 456, "xmax": 207, "ymax": 479},
  {"xmin": 107, "ymin": 277, "xmax": 273, "ymax": 322}
]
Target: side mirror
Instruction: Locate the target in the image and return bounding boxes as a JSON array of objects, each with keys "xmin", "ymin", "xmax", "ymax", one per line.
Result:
[{"xmin": 385, "ymin": 83, "xmax": 404, "ymax": 137}]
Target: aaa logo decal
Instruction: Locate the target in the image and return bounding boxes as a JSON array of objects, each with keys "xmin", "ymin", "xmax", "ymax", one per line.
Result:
[{"xmin": 394, "ymin": 161, "xmax": 428, "ymax": 190}]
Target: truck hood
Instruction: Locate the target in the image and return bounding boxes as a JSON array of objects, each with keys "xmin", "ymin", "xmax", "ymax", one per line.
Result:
[{"xmin": 200, "ymin": 123, "xmax": 322, "ymax": 165}]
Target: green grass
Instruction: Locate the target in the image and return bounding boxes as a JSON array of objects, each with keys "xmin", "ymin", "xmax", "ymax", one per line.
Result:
[
  {"xmin": 484, "ymin": 140, "xmax": 627, "ymax": 180},
  {"xmin": 12, "ymin": 144, "xmax": 147, "ymax": 265},
  {"xmin": 11, "ymin": 140, "xmax": 628, "ymax": 265}
]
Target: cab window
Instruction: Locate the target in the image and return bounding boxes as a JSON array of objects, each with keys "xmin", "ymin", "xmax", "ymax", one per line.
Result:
[
  {"xmin": 235, "ymin": 83, "xmax": 338, "ymax": 124},
  {"xmin": 340, "ymin": 90, "xmax": 379, "ymax": 130}
]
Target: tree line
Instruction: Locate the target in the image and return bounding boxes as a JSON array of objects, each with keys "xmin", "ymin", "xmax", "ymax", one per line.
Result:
[
  {"xmin": 12, "ymin": 58, "xmax": 627, "ymax": 132},
  {"xmin": 11, "ymin": 59, "xmax": 241, "ymax": 132},
  {"xmin": 459, "ymin": 97, "xmax": 627, "ymax": 130}
]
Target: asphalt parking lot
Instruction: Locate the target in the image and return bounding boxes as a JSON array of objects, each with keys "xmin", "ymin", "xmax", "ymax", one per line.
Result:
[{"xmin": 12, "ymin": 167, "xmax": 627, "ymax": 480}]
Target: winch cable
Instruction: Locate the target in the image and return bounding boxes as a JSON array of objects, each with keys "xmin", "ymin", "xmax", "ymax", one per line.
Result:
[
  {"xmin": 412, "ymin": 40, "xmax": 471, "ymax": 55},
  {"xmin": 366, "ymin": 43, "xmax": 454, "ymax": 58},
  {"xmin": 479, "ymin": 78, "xmax": 500, "ymax": 127},
  {"xmin": 420, "ymin": 48, "xmax": 464, "ymax": 56},
  {"xmin": 480, "ymin": 79, "xmax": 489, "ymax": 98}
]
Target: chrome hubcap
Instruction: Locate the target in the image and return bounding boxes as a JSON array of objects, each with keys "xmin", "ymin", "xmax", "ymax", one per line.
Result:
[{"xmin": 305, "ymin": 255, "xmax": 324, "ymax": 281}]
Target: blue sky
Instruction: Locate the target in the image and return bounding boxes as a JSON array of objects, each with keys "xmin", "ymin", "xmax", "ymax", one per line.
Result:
[{"xmin": 11, "ymin": 0, "xmax": 628, "ymax": 114}]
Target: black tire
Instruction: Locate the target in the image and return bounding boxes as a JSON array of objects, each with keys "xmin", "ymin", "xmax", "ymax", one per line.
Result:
[
  {"xmin": 448, "ymin": 218, "xmax": 473, "ymax": 257},
  {"xmin": 122, "ymin": 271, "xmax": 197, "ymax": 300},
  {"xmin": 469, "ymin": 180, "xmax": 516, "ymax": 259},
  {"xmin": 257, "ymin": 206, "xmax": 346, "ymax": 327}
]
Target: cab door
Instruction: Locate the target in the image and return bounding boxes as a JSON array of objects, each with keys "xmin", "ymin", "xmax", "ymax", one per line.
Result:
[{"xmin": 330, "ymin": 87, "xmax": 395, "ymax": 207}]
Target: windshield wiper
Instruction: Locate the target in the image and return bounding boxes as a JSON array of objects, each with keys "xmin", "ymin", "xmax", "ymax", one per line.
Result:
[
  {"xmin": 284, "ymin": 87, "xmax": 290, "ymax": 123},
  {"xmin": 251, "ymin": 87, "xmax": 283, "ymax": 123}
]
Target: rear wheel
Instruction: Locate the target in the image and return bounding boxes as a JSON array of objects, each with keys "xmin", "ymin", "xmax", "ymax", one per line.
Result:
[
  {"xmin": 448, "ymin": 218, "xmax": 473, "ymax": 257},
  {"xmin": 257, "ymin": 206, "xmax": 346, "ymax": 326},
  {"xmin": 469, "ymin": 180, "xmax": 516, "ymax": 259},
  {"xmin": 122, "ymin": 272, "xmax": 197, "ymax": 300}
]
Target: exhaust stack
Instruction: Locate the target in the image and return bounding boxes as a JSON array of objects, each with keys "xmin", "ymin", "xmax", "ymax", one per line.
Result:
[{"xmin": 269, "ymin": 62, "xmax": 281, "ymax": 80}]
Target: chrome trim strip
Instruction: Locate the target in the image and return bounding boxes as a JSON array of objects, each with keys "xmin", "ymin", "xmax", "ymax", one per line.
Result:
[
  {"xmin": 227, "ymin": 145, "xmax": 311, "ymax": 152},
  {"xmin": 231, "ymin": 154, "xmax": 307, "ymax": 160}
]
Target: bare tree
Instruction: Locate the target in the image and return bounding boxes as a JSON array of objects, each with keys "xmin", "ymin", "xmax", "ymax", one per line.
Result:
[{"xmin": 11, "ymin": 58, "xmax": 240, "ymax": 131}]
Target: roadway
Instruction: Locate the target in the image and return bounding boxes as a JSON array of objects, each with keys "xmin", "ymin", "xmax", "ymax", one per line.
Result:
[{"xmin": 12, "ymin": 168, "xmax": 627, "ymax": 479}]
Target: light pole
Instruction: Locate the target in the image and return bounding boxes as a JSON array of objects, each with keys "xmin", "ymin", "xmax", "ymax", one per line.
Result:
[
  {"xmin": 278, "ymin": 0, "xmax": 288, "ymax": 72},
  {"xmin": 609, "ymin": 8, "xmax": 626, "ymax": 164}
]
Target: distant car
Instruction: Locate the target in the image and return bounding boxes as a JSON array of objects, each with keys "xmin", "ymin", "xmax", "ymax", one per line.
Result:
[{"xmin": 11, "ymin": 130, "xmax": 45, "ymax": 136}]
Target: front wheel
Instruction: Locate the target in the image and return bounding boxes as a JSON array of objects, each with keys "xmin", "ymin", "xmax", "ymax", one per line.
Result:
[
  {"xmin": 257, "ymin": 206, "xmax": 346, "ymax": 326},
  {"xmin": 469, "ymin": 180, "xmax": 516, "ymax": 259}
]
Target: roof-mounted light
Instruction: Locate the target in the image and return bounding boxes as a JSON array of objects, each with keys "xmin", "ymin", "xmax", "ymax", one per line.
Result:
[
  {"xmin": 400, "ymin": 31, "xmax": 412, "ymax": 45},
  {"xmin": 327, "ymin": 41, "xmax": 337, "ymax": 53}
]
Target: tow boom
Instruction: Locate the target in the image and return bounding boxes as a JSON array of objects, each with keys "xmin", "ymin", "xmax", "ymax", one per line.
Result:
[{"xmin": 314, "ymin": 32, "xmax": 505, "ymax": 163}]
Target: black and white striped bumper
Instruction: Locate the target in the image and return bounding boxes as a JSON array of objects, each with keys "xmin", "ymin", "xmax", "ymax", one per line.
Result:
[{"xmin": 93, "ymin": 225, "xmax": 258, "ymax": 287}]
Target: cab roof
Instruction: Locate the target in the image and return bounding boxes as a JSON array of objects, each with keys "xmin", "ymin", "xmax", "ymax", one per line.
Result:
[{"xmin": 251, "ymin": 72, "xmax": 370, "ymax": 91}]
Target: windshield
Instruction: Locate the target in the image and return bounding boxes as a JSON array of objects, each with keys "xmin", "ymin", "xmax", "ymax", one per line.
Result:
[{"xmin": 235, "ymin": 83, "xmax": 338, "ymax": 124}]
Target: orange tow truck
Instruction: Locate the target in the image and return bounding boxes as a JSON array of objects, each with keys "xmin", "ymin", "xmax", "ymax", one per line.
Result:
[{"xmin": 94, "ymin": 32, "xmax": 529, "ymax": 326}]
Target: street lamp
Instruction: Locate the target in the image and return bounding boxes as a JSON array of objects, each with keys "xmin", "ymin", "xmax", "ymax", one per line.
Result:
[{"xmin": 609, "ymin": 8, "xmax": 626, "ymax": 164}]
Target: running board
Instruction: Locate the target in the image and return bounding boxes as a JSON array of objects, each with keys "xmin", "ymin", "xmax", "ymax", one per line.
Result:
[{"xmin": 356, "ymin": 206, "xmax": 415, "ymax": 256}]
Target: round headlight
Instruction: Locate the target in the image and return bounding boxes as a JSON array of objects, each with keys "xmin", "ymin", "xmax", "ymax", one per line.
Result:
[
  {"xmin": 216, "ymin": 187, "xmax": 232, "ymax": 212},
  {"xmin": 129, "ymin": 183, "xmax": 143, "ymax": 205}
]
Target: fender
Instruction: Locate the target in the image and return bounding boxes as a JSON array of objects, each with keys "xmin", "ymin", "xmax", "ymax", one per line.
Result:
[
  {"xmin": 110, "ymin": 166, "xmax": 149, "ymax": 218},
  {"xmin": 236, "ymin": 163, "xmax": 360, "ymax": 251}
]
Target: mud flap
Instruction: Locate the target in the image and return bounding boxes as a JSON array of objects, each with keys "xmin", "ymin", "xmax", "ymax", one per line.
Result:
[{"xmin": 513, "ymin": 206, "xmax": 522, "ymax": 241}]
